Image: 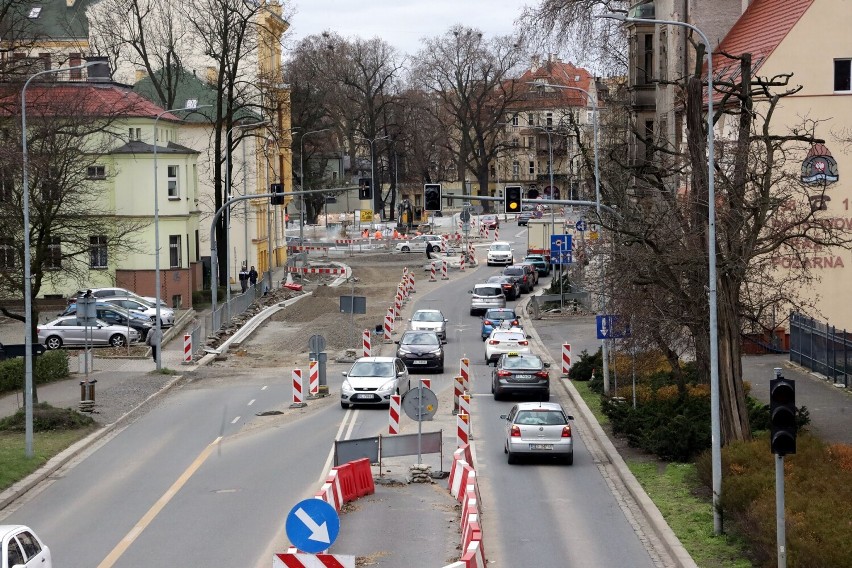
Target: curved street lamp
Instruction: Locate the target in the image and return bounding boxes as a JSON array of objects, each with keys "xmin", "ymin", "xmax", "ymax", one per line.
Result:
[{"xmin": 596, "ymin": 11, "xmax": 722, "ymax": 535}]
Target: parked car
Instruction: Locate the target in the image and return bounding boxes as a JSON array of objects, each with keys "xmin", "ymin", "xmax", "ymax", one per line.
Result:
[
  {"xmin": 486, "ymin": 241, "xmax": 514, "ymax": 266},
  {"xmin": 484, "ymin": 328, "xmax": 530, "ymax": 365},
  {"xmin": 409, "ymin": 309, "xmax": 447, "ymax": 341},
  {"xmin": 103, "ymin": 296, "xmax": 175, "ymax": 327},
  {"xmin": 480, "ymin": 308, "xmax": 521, "ymax": 340},
  {"xmin": 523, "ymin": 254, "xmax": 551, "ymax": 276},
  {"xmin": 86, "ymin": 287, "xmax": 168, "ymax": 308},
  {"xmin": 395, "ymin": 330, "xmax": 445, "ymax": 373},
  {"xmin": 60, "ymin": 302, "xmax": 153, "ymax": 341},
  {"xmin": 491, "ymin": 352, "xmax": 550, "ymax": 400},
  {"xmin": 502, "ymin": 265, "xmax": 533, "ymax": 294},
  {"xmin": 501, "ymin": 402, "xmax": 574, "ymax": 465},
  {"xmin": 0, "ymin": 524, "xmax": 52, "ymax": 568},
  {"xmin": 485, "ymin": 275, "xmax": 520, "ymax": 301},
  {"xmin": 38, "ymin": 316, "xmax": 140, "ymax": 349},
  {"xmin": 340, "ymin": 357, "xmax": 411, "ymax": 409},
  {"xmin": 479, "ymin": 214, "xmax": 500, "ymax": 230},
  {"xmin": 395, "ymin": 235, "xmax": 444, "ymax": 253},
  {"xmin": 0, "ymin": 342, "xmax": 46, "ymax": 361},
  {"xmin": 469, "ymin": 283, "xmax": 506, "ymax": 315}
]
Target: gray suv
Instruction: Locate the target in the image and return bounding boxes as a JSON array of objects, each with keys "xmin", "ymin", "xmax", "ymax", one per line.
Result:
[{"xmin": 469, "ymin": 284, "xmax": 507, "ymax": 315}]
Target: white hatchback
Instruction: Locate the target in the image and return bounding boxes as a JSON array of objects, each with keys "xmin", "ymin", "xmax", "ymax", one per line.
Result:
[
  {"xmin": 0, "ymin": 525, "xmax": 52, "ymax": 568},
  {"xmin": 340, "ymin": 357, "xmax": 411, "ymax": 409},
  {"xmin": 395, "ymin": 235, "xmax": 443, "ymax": 253},
  {"xmin": 486, "ymin": 241, "xmax": 514, "ymax": 266},
  {"xmin": 484, "ymin": 328, "xmax": 531, "ymax": 365}
]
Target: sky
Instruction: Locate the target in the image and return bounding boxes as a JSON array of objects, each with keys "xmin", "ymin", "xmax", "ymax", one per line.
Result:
[{"xmin": 286, "ymin": 0, "xmax": 533, "ymax": 57}]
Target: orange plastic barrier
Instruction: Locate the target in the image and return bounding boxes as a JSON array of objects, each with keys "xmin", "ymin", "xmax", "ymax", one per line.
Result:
[
  {"xmin": 351, "ymin": 457, "xmax": 375, "ymax": 497},
  {"xmin": 332, "ymin": 462, "xmax": 358, "ymax": 503}
]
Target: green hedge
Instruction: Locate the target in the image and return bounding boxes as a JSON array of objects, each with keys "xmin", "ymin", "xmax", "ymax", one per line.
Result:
[{"xmin": 0, "ymin": 351, "xmax": 70, "ymax": 395}]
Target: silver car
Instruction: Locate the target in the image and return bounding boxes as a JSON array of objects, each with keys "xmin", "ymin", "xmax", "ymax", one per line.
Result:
[
  {"xmin": 409, "ymin": 309, "xmax": 447, "ymax": 340},
  {"xmin": 104, "ymin": 296, "xmax": 176, "ymax": 327},
  {"xmin": 469, "ymin": 283, "xmax": 506, "ymax": 315},
  {"xmin": 340, "ymin": 357, "xmax": 411, "ymax": 409},
  {"xmin": 38, "ymin": 316, "xmax": 140, "ymax": 349},
  {"xmin": 501, "ymin": 402, "xmax": 575, "ymax": 465}
]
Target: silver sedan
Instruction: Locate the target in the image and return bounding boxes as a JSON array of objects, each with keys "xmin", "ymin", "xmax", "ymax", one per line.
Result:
[
  {"xmin": 38, "ymin": 316, "xmax": 140, "ymax": 349},
  {"xmin": 501, "ymin": 402, "xmax": 575, "ymax": 465}
]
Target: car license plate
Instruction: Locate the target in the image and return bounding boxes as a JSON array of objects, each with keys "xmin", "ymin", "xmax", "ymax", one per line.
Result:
[
  {"xmin": 530, "ymin": 444, "xmax": 553, "ymax": 450},
  {"xmin": 413, "ymin": 360, "xmax": 428, "ymax": 365},
  {"xmin": 516, "ymin": 374, "xmax": 533, "ymax": 379},
  {"xmin": 355, "ymin": 394, "xmax": 374, "ymax": 400}
]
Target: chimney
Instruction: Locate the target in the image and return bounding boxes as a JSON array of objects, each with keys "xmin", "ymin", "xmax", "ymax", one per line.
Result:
[
  {"xmin": 86, "ymin": 56, "xmax": 111, "ymax": 82},
  {"xmin": 530, "ymin": 54, "xmax": 540, "ymax": 72},
  {"xmin": 206, "ymin": 66, "xmax": 217, "ymax": 84},
  {"xmin": 135, "ymin": 68, "xmax": 148, "ymax": 82}
]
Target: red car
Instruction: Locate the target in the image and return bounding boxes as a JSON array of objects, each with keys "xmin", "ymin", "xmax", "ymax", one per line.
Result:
[{"xmin": 480, "ymin": 214, "xmax": 500, "ymax": 230}]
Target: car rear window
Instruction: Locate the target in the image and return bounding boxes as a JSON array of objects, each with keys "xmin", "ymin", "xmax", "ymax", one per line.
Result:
[
  {"xmin": 475, "ymin": 286, "xmax": 503, "ymax": 296},
  {"xmin": 502, "ymin": 355, "xmax": 542, "ymax": 369},
  {"xmin": 516, "ymin": 410, "xmax": 567, "ymax": 425},
  {"xmin": 503, "ymin": 267, "xmax": 523, "ymax": 276},
  {"xmin": 485, "ymin": 309, "xmax": 515, "ymax": 319},
  {"xmin": 490, "ymin": 243, "xmax": 511, "ymax": 251},
  {"xmin": 493, "ymin": 332, "xmax": 525, "ymax": 341}
]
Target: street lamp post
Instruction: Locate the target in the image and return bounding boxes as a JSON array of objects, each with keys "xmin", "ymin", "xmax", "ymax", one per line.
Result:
[
  {"xmin": 153, "ymin": 102, "xmax": 211, "ymax": 371},
  {"xmin": 20, "ymin": 60, "xmax": 101, "ymax": 457},
  {"xmin": 299, "ymin": 129, "xmax": 330, "ymax": 244},
  {"xmin": 354, "ymin": 134, "xmax": 391, "ymax": 224},
  {"xmin": 531, "ymin": 81, "xmax": 608, "ymax": 393},
  {"xmin": 597, "ymin": 12, "xmax": 722, "ymax": 535}
]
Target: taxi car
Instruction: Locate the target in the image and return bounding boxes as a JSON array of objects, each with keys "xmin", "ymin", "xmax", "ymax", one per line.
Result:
[
  {"xmin": 484, "ymin": 328, "xmax": 530, "ymax": 365},
  {"xmin": 501, "ymin": 402, "xmax": 574, "ymax": 464},
  {"xmin": 395, "ymin": 234, "xmax": 444, "ymax": 253},
  {"xmin": 491, "ymin": 352, "xmax": 550, "ymax": 400}
]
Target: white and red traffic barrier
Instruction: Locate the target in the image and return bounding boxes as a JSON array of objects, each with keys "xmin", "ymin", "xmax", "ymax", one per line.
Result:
[
  {"xmin": 460, "ymin": 254, "xmax": 466, "ymax": 271},
  {"xmin": 460, "ymin": 358, "xmax": 470, "ymax": 392},
  {"xmin": 408, "ymin": 272, "xmax": 415, "ymax": 293},
  {"xmin": 287, "ymin": 266, "xmax": 347, "ymax": 275},
  {"xmin": 429, "ymin": 261, "xmax": 437, "ymax": 282},
  {"xmin": 394, "ymin": 293, "xmax": 402, "ymax": 320},
  {"xmin": 273, "ymin": 553, "xmax": 355, "ymax": 568},
  {"xmin": 291, "ymin": 369, "xmax": 305, "ymax": 407},
  {"xmin": 384, "ymin": 310, "xmax": 393, "ymax": 342},
  {"xmin": 453, "ymin": 376, "xmax": 464, "ymax": 414},
  {"xmin": 494, "ymin": 228, "xmax": 499, "ymax": 240},
  {"xmin": 460, "ymin": 394, "xmax": 472, "ymax": 439},
  {"xmin": 362, "ymin": 329, "xmax": 371, "ymax": 358},
  {"xmin": 309, "ymin": 360, "xmax": 319, "ymax": 395},
  {"xmin": 183, "ymin": 334, "xmax": 192, "ymax": 363},
  {"xmin": 388, "ymin": 394, "xmax": 401, "ymax": 435},
  {"xmin": 420, "ymin": 378, "xmax": 431, "ymax": 390},
  {"xmin": 457, "ymin": 413, "xmax": 469, "ymax": 447},
  {"xmin": 441, "ymin": 259, "xmax": 449, "ymax": 280},
  {"xmin": 562, "ymin": 343, "xmax": 572, "ymax": 376}
]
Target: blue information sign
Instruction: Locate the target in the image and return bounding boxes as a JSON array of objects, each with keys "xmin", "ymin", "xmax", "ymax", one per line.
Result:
[
  {"xmin": 575, "ymin": 219, "xmax": 587, "ymax": 232},
  {"xmin": 596, "ymin": 315, "xmax": 631, "ymax": 339},
  {"xmin": 550, "ymin": 234, "xmax": 573, "ymax": 265},
  {"xmin": 285, "ymin": 498, "xmax": 340, "ymax": 554}
]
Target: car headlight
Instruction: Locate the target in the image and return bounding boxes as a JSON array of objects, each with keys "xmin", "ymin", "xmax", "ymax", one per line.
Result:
[
  {"xmin": 428, "ymin": 348, "xmax": 442, "ymax": 355},
  {"xmin": 398, "ymin": 347, "xmax": 412, "ymax": 355},
  {"xmin": 341, "ymin": 380, "xmax": 352, "ymax": 392},
  {"xmin": 379, "ymin": 379, "xmax": 397, "ymax": 392}
]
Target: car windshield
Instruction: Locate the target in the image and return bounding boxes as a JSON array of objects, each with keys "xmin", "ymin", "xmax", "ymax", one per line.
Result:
[
  {"xmin": 402, "ymin": 333, "xmax": 439, "ymax": 346},
  {"xmin": 502, "ymin": 356, "xmax": 541, "ymax": 369},
  {"xmin": 348, "ymin": 361, "xmax": 394, "ymax": 377},
  {"xmin": 515, "ymin": 410, "xmax": 567, "ymax": 425},
  {"xmin": 413, "ymin": 311, "xmax": 443, "ymax": 322},
  {"xmin": 475, "ymin": 286, "xmax": 503, "ymax": 296},
  {"xmin": 490, "ymin": 243, "xmax": 511, "ymax": 251},
  {"xmin": 485, "ymin": 309, "xmax": 515, "ymax": 320}
]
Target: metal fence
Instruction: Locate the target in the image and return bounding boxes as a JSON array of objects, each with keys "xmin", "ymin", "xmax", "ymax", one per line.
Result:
[{"xmin": 789, "ymin": 311, "xmax": 851, "ymax": 388}]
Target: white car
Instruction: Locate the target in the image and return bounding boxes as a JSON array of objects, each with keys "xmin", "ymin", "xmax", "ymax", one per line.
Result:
[
  {"xmin": 87, "ymin": 287, "xmax": 168, "ymax": 308},
  {"xmin": 1, "ymin": 525, "xmax": 52, "ymax": 568},
  {"xmin": 486, "ymin": 241, "xmax": 514, "ymax": 266},
  {"xmin": 104, "ymin": 297, "xmax": 175, "ymax": 327},
  {"xmin": 38, "ymin": 316, "xmax": 140, "ymax": 349},
  {"xmin": 395, "ymin": 235, "xmax": 444, "ymax": 253},
  {"xmin": 409, "ymin": 309, "xmax": 447, "ymax": 340},
  {"xmin": 484, "ymin": 328, "xmax": 530, "ymax": 365},
  {"xmin": 340, "ymin": 357, "xmax": 411, "ymax": 409}
]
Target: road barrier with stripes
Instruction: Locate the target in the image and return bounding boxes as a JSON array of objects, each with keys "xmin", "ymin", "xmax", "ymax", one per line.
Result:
[
  {"xmin": 287, "ymin": 266, "xmax": 347, "ymax": 275},
  {"xmin": 453, "ymin": 376, "xmax": 464, "ymax": 414},
  {"xmin": 441, "ymin": 259, "xmax": 449, "ymax": 280},
  {"xmin": 309, "ymin": 360, "xmax": 319, "ymax": 396},
  {"xmin": 460, "ymin": 358, "xmax": 470, "ymax": 392},
  {"xmin": 429, "ymin": 261, "xmax": 437, "ymax": 282},
  {"xmin": 420, "ymin": 378, "xmax": 431, "ymax": 389},
  {"xmin": 362, "ymin": 329, "xmax": 371, "ymax": 358},
  {"xmin": 460, "ymin": 394, "xmax": 472, "ymax": 438},
  {"xmin": 273, "ymin": 553, "xmax": 354, "ymax": 567},
  {"xmin": 383, "ymin": 310, "xmax": 393, "ymax": 342},
  {"xmin": 457, "ymin": 413, "xmax": 470, "ymax": 447},
  {"xmin": 388, "ymin": 394, "xmax": 401, "ymax": 435},
  {"xmin": 562, "ymin": 343, "xmax": 572, "ymax": 376},
  {"xmin": 183, "ymin": 334, "xmax": 192, "ymax": 363},
  {"xmin": 290, "ymin": 369, "xmax": 306, "ymax": 408}
]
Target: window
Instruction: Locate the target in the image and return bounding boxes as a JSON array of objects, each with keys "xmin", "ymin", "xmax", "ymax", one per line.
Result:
[
  {"xmin": 169, "ymin": 235, "xmax": 181, "ymax": 267},
  {"xmin": 512, "ymin": 161, "xmax": 519, "ymax": 180},
  {"xmin": 546, "ymin": 112, "xmax": 553, "ymax": 127},
  {"xmin": 41, "ymin": 167, "xmax": 61, "ymax": 201},
  {"xmin": 47, "ymin": 236, "xmax": 61, "ymax": 269},
  {"xmin": 128, "ymin": 127, "xmax": 142, "ymax": 141},
  {"xmin": 87, "ymin": 165, "xmax": 105, "ymax": 179},
  {"xmin": 834, "ymin": 59, "xmax": 851, "ymax": 92},
  {"xmin": 89, "ymin": 235, "xmax": 107, "ymax": 268},
  {"xmin": 167, "ymin": 165, "xmax": 179, "ymax": 198},
  {"xmin": 527, "ymin": 113, "xmax": 534, "ymax": 126},
  {"xmin": 511, "ymin": 115, "xmax": 519, "ymax": 126},
  {"xmin": 641, "ymin": 34, "xmax": 654, "ymax": 85},
  {"xmin": 69, "ymin": 53, "xmax": 82, "ymax": 80},
  {"xmin": 0, "ymin": 168, "xmax": 13, "ymax": 201},
  {"xmin": 0, "ymin": 237, "xmax": 14, "ymax": 269},
  {"xmin": 527, "ymin": 136, "xmax": 535, "ymax": 149},
  {"xmin": 511, "ymin": 137, "xmax": 519, "ymax": 147},
  {"xmin": 645, "ymin": 119, "xmax": 655, "ymax": 161},
  {"xmin": 528, "ymin": 161, "xmax": 535, "ymax": 175}
]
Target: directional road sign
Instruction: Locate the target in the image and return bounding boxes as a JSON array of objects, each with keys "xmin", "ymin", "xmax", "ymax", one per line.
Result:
[
  {"xmin": 550, "ymin": 234, "xmax": 573, "ymax": 265},
  {"xmin": 596, "ymin": 315, "xmax": 631, "ymax": 339},
  {"xmin": 575, "ymin": 219, "xmax": 588, "ymax": 232},
  {"xmin": 285, "ymin": 498, "xmax": 340, "ymax": 554}
]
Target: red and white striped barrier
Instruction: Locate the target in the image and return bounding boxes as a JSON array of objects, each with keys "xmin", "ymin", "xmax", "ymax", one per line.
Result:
[
  {"xmin": 388, "ymin": 394, "xmax": 401, "ymax": 435},
  {"xmin": 468, "ymin": 245, "xmax": 475, "ymax": 264},
  {"xmin": 384, "ymin": 310, "xmax": 393, "ymax": 342},
  {"xmin": 394, "ymin": 293, "xmax": 402, "ymax": 320},
  {"xmin": 562, "ymin": 343, "xmax": 572, "ymax": 376},
  {"xmin": 408, "ymin": 273, "xmax": 415, "ymax": 293},
  {"xmin": 453, "ymin": 376, "xmax": 464, "ymax": 413},
  {"xmin": 449, "ymin": 458, "xmax": 470, "ymax": 499},
  {"xmin": 441, "ymin": 259, "xmax": 449, "ymax": 280},
  {"xmin": 457, "ymin": 413, "xmax": 470, "ymax": 447},
  {"xmin": 461, "ymin": 537, "xmax": 486, "ymax": 568},
  {"xmin": 287, "ymin": 266, "xmax": 347, "ymax": 275},
  {"xmin": 362, "ymin": 329, "xmax": 371, "ymax": 358},
  {"xmin": 460, "ymin": 358, "xmax": 470, "ymax": 392},
  {"xmin": 460, "ymin": 393, "xmax": 471, "ymax": 435},
  {"xmin": 334, "ymin": 238, "xmax": 368, "ymax": 245},
  {"xmin": 291, "ymin": 369, "xmax": 305, "ymax": 406},
  {"xmin": 460, "ymin": 254, "xmax": 466, "ymax": 271},
  {"xmin": 429, "ymin": 261, "xmax": 437, "ymax": 282},
  {"xmin": 320, "ymin": 469, "xmax": 344, "ymax": 511},
  {"xmin": 183, "ymin": 334, "xmax": 192, "ymax": 363},
  {"xmin": 494, "ymin": 228, "xmax": 499, "ymax": 241},
  {"xmin": 287, "ymin": 245, "xmax": 329, "ymax": 252},
  {"xmin": 273, "ymin": 553, "xmax": 355, "ymax": 568},
  {"xmin": 420, "ymin": 378, "xmax": 431, "ymax": 390},
  {"xmin": 309, "ymin": 360, "xmax": 319, "ymax": 395}
]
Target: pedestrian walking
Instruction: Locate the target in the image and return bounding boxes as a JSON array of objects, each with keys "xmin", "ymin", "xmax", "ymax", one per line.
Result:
[
  {"xmin": 248, "ymin": 265, "xmax": 258, "ymax": 287},
  {"xmin": 425, "ymin": 241, "xmax": 434, "ymax": 260},
  {"xmin": 239, "ymin": 265, "xmax": 249, "ymax": 293},
  {"xmin": 146, "ymin": 324, "xmax": 162, "ymax": 363}
]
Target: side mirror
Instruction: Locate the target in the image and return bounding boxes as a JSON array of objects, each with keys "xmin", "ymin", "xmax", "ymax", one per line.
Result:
[
  {"xmin": 544, "ymin": 362, "xmax": 551, "ymax": 368},
  {"xmin": 526, "ymin": 334, "xmax": 532, "ymax": 339},
  {"xmin": 408, "ymin": 318, "xmax": 412, "ymax": 322},
  {"xmin": 341, "ymin": 372, "xmax": 348, "ymax": 377},
  {"xmin": 394, "ymin": 340, "xmax": 400, "ymax": 344},
  {"xmin": 442, "ymin": 339, "xmax": 448, "ymax": 344},
  {"xmin": 567, "ymin": 415, "xmax": 575, "ymax": 421},
  {"xmin": 499, "ymin": 414, "xmax": 508, "ymax": 420}
]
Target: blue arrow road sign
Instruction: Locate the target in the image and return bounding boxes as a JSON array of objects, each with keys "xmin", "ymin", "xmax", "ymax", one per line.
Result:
[
  {"xmin": 285, "ymin": 498, "xmax": 340, "ymax": 554},
  {"xmin": 596, "ymin": 315, "xmax": 631, "ymax": 339},
  {"xmin": 575, "ymin": 219, "xmax": 587, "ymax": 232}
]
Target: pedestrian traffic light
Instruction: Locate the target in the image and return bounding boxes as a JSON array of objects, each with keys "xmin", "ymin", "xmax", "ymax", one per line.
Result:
[
  {"xmin": 270, "ymin": 183, "xmax": 285, "ymax": 205},
  {"xmin": 505, "ymin": 185, "xmax": 522, "ymax": 214},
  {"xmin": 424, "ymin": 183, "xmax": 442, "ymax": 211},
  {"xmin": 769, "ymin": 374, "xmax": 797, "ymax": 455},
  {"xmin": 358, "ymin": 178, "xmax": 372, "ymax": 200}
]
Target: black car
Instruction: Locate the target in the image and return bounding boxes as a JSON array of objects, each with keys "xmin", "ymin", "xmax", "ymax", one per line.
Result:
[
  {"xmin": 486, "ymin": 275, "xmax": 520, "ymax": 300},
  {"xmin": 492, "ymin": 352, "xmax": 551, "ymax": 400},
  {"xmin": 503, "ymin": 265, "xmax": 533, "ymax": 293},
  {"xmin": 395, "ymin": 330, "xmax": 445, "ymax": 373}
]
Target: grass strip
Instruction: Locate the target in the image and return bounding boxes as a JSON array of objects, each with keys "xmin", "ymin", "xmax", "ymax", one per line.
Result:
[{"xmin": 0, "ymin": 428, "xmax": 96, "ymax": 491}]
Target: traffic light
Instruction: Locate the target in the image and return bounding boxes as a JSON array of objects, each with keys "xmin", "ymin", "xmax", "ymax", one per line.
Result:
[
  {"xmin": 769, "ymin": 375, "xmax": 797, "ymax": 455},
  {"xmin": 358, "ymin": 178, "xmax": 372, "ymax": 200},
  {"xmin": 424, "ymin": 183, "xmax": 442, "ymax": 211},
  {"xmin": 505, "ymin": 185, "xmax": 522, "ymax": 214},
  {"xmin": 269, "ymin": 183, "xmax": 285, "ymax": 205}
]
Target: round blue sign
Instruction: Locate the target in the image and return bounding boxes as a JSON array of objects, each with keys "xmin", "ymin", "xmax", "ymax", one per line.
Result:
[{"xmin": 285, "ymin": 498, "xmax": 341, "ymax": 553}]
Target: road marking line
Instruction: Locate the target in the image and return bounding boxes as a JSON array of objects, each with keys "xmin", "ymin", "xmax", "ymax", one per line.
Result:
[
  {"xmin": 247, "ymin": 399, "xmax": 256, "ymax": 406},
  {"xmin": 318, "ymin": 408, "xmax": 359, "ymax": 484},
  {"xmin": 261, "ymin": 385, "xmax": 268, "ymax": 391},
  {"xmin": 97, "ymin": 437, "xmax": 222, "ymax": 568},
  {"xmin": 231, "ymin": 416, "xmax": 241, "ymax": 424}
]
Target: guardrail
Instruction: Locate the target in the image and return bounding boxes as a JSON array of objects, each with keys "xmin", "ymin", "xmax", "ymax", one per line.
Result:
[{"xmin": 789, "ymin": 311, "xmax": 851, "ymax": 387}]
